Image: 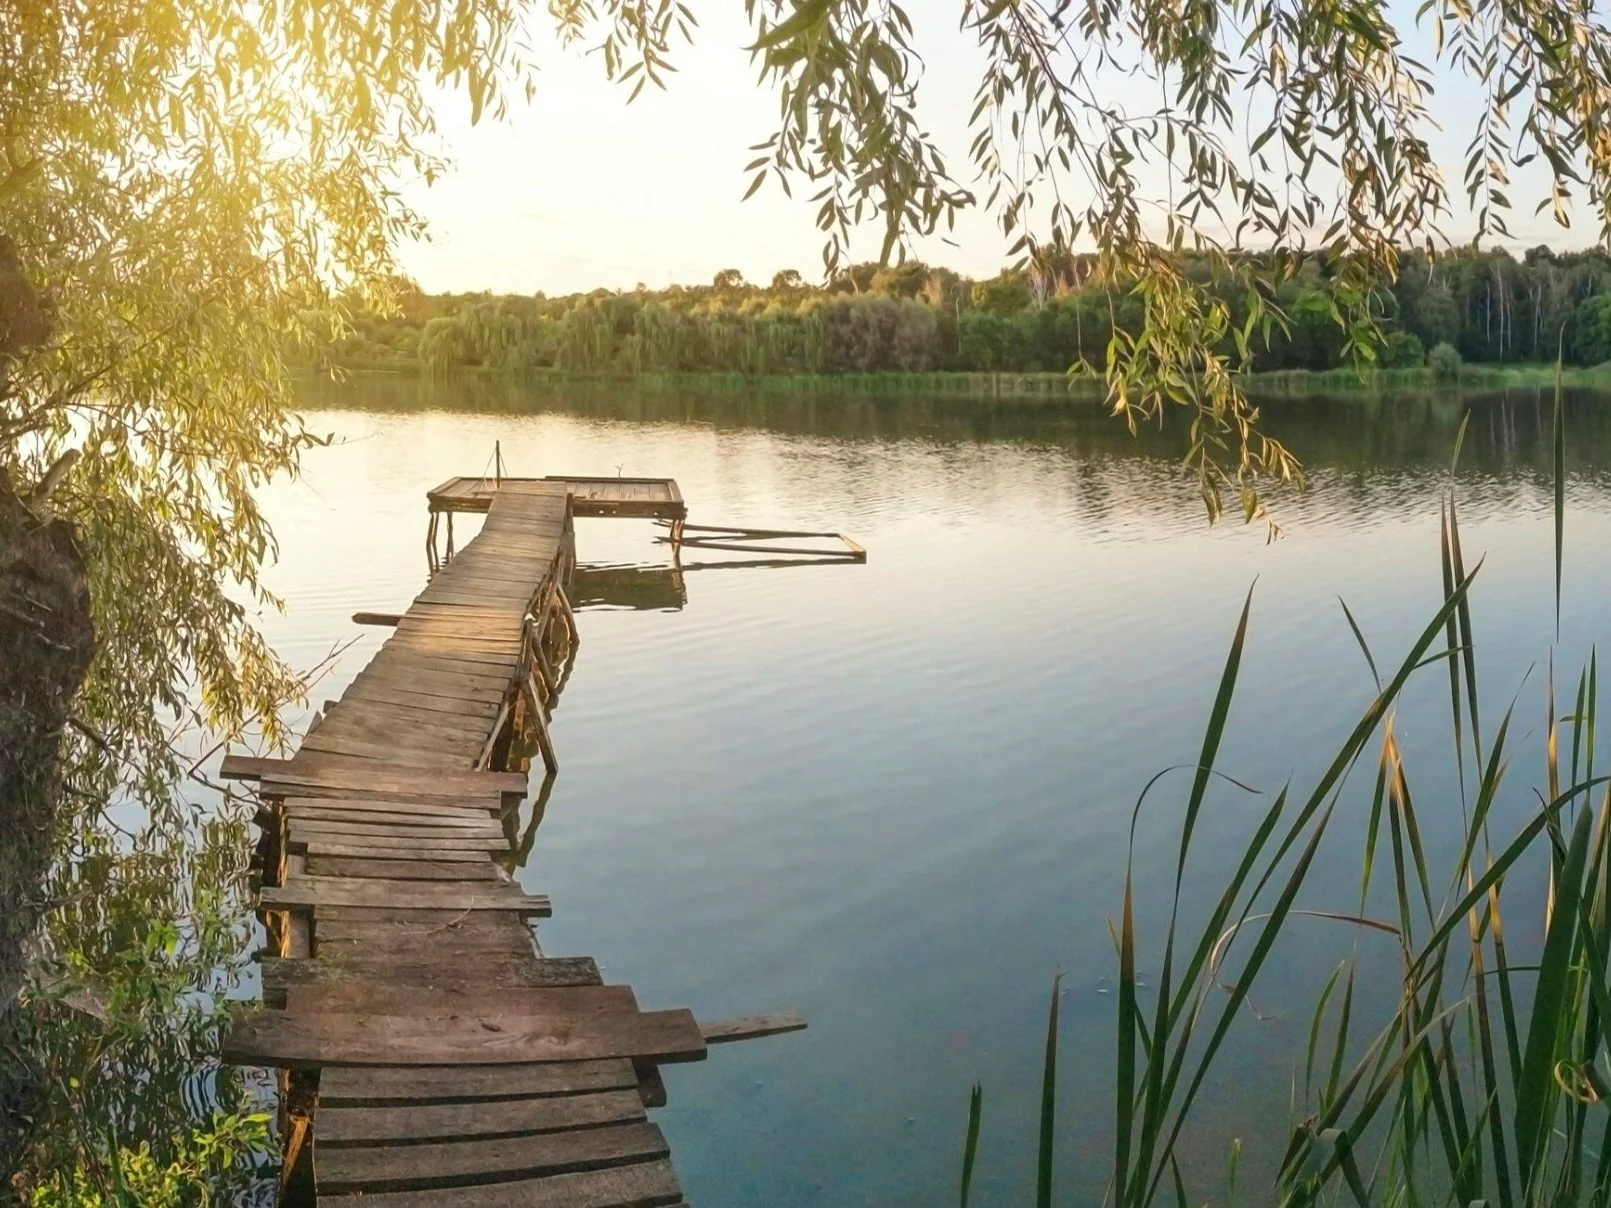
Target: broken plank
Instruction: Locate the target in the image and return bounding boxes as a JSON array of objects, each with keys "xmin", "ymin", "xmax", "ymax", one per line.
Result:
[
  {"xmin": 352, "ymin": 611, "xmax": 403, "ymax": 626},
  {"xmin": 700, "ymin": 1010, "xmax": 808, "ymax": 1044}
]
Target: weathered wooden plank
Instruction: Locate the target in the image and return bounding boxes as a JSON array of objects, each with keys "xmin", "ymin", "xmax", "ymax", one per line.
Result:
[
  {"xmin": 311, "ymin": 906, "xmax": 537, "ymax": 927},
  {"xmin": 315, "ymin": 1121, "xmax": 669, "ymax": 1193},
  {"xmin": 318, "ymin": 1059, "xmax": 634, "ymax": 1106},
  {"xmin": 339, "ymin": 684, "xmax": 505, "ymax": 718},
  {"xmin": 376, "ymin": 643, "xmax": 524, "ymax": 667},
  {"xmin": 289, "ymin": 830, "xmax": 506, "ymax": 854},
  {"xmin": 285, "ymin": 984, "xmax": 638, "ymax": 1016},
  {"xmin": 313, "ymin": 938, "xmax": 537, "ymax": 967},
  {"xmin": 285, "ymin": 802, "xmax": 499, "ymax": 827},
  {"xmin": 315, "ymin": 1164, "xmax": 685, "ymax": 1206},
  {"xmin": 384, "ymin": 644, "xmax": 526, "ymax": 666},
  {"xmin": 701, "ymin": 1010, "xmax": 808, "ymax": 1044},
  {"xmin": 353, "ymin": 667, "xmax": 516, "ymax": 698},
  {"xmin": 298, "ymin": 731, "xmax": 476, "ymax": 769},
  {"xmin": 222, "ymin": 1007, "xmax": 705, "ymax": 1067},
  {"xmin": 312, "ymin": 709, "xmax": 493, "ymax": 748},
  {"xmin": 320, "ymin": 700, "xmax": 497, "ymax": 737},
  {"xmin": 221, "ymin": 756, "xmax": 525, "ymax": 797},
  {"xmin": 288, "ymin": 815, "xmax": 505, "ymax": 838},
  {"xmin": 347, "ymin": 670, "xmax": 510, "ymax": 699},
  {"xmin": 305, "ymin": 857, "xmax": 505, "ymax": 882},
  {"xmin": 257, "ymin": 955, "xmax": 599, "ymax": 1003},
  {"xmin": 263, "ymin": 781, "xmax": 507, "ymax": 809},
  {"xmin": 352, "ymin": 611, "xmax": 403, "ymax": 626},
  {"xmin": 317, "ymin": 1088, "xmax": 647, "ymax": 1146},
  {"xmin": 260, "ymin": 880, "xmax": 547, "ymax": 915},
  {"xmin": 315, "ymin": 921, "xmax": 534, "ymax": 953},
  {"xmin": 301, "ymin": 841, "xmax": 497, "ymax": 863}
]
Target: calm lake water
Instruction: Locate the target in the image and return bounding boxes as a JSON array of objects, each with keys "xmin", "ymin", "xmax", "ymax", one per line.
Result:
[{"xmin": 248, "ymin": 379, "xmax": 1611, "ymax": 1206}]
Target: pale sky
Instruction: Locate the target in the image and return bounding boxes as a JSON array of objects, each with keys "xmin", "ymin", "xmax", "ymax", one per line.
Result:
[{"xmin": 396, "ymin": 2, "xmax": 1602, "ymax": 297}]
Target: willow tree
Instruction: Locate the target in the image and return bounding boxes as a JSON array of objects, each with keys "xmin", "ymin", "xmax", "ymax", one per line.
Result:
[{"xmin": 0, "ymin": 0, "xmax": 541, "ymax": 1189}]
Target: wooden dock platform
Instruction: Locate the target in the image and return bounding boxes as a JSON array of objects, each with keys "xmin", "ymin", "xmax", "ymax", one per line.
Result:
[
  {"xmin": 428, "ymin": 475, "xmax": 687, "ymax": 521},
  {"xmin": 218, "ymin": 475, "xmax": 799, "ymax": 1205}
]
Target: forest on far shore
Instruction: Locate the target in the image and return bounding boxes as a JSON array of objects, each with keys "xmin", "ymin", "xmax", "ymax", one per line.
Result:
[{"xmin": 300, "ymin": 247, "xmax": 1611, "ymax": 380}]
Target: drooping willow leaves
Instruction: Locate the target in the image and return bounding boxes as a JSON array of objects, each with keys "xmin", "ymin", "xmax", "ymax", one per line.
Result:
[{"xmin": 693, "ymin": 0, "xmax": 1610, "ymax": 515}]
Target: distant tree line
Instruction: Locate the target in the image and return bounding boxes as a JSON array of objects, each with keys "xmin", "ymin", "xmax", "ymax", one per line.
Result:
[{"xmin": 301, "ymin": 246, "xmax": 1611, "ymax": 379}]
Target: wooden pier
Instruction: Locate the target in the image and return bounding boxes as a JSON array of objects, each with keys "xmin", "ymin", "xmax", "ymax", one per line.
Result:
[{"xmin": 219, "ymin": 475, "xmax": 805, "ymax": 1205}]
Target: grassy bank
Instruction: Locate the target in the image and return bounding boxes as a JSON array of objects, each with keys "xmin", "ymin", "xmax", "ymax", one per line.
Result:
[{"xmin": 313, "ymin": 360, "xmax": 1611, "ymax": 400}]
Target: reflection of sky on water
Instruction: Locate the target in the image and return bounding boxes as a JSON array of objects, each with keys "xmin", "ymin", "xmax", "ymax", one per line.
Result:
[{"xmin": 242, "ymin": 382, "xmax": 1607, "ymax": 1205}]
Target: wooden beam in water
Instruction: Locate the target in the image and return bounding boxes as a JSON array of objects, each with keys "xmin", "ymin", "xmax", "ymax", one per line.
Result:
[
  {"xmin": 352, "ymin": 611, "xmax": 403, "ymax": 626},
  {"xmin": 700, "ymin": 1010, "xmax": 808, "ymax": 1044}
]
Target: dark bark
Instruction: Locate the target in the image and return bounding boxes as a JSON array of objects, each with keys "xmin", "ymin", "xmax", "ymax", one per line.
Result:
[{"xmin": 0, "ymin": 235, "xmax": 93, "ymax": 1181}]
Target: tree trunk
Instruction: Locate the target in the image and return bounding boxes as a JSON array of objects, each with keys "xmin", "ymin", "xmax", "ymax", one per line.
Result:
[
  {"xmin": 0, "ymin": 468, "xmax": 94, "ymax": 1177},
  {"xmin": 0, "ymin": 231, "xmax": 96, "ymax": 1178}
]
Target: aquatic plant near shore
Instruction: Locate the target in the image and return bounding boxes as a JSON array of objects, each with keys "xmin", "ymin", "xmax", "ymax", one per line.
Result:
[{"xmin": 965, "ymin": 378, "xmax": 1611, "ymax": 1205}]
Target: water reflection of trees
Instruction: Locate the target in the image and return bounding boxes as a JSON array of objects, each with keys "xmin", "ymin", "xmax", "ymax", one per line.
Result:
[
  {"xmin": 303, "ymin": 377, "xmax": 1611, "ymax": 484},
  {"xmin": 13, "ymin": 806, "xmax": 274, "ymax": 1203}
]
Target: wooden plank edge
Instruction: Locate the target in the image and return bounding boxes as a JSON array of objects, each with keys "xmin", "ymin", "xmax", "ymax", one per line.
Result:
[{"xmin": 699, "ymin": 1010, "xmax": 807, "ymax": 1045}]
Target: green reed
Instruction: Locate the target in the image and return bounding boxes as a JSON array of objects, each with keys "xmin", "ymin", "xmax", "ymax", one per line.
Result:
[{"xmin": 962, "ymin": 370, "xmax": 1611, "ymax": 1205}]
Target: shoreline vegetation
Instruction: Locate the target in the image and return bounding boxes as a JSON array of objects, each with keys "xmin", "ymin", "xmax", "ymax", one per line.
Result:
[
  {"xmin": 305, "ymin": 360, "xmax": 1611, "ymax": 400},
  {"xmin": 305, "ymin": 247, "xmax": 1611, "ymax": 400}
]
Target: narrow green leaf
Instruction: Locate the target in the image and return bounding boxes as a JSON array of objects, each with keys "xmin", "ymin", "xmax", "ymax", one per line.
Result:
[
  {"xmin": 959, "ymin": 1083, "xmax": 982, "ymax": 1208},
  {"xmin": 1037, "ymin": 973, "xmax": 1062, "ymax": 1208}
]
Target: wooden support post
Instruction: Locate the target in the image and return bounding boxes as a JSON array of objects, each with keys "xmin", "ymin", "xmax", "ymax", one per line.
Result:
[
  {"xmin": 524, "ymin": 617, "xmax": 552, "ymax": 704},
  {"xmin": 532, "ymin": 638, "xmax": 558, "ymax": 701},
  {"xmin": 477, "ymin": 694, "xmax": 514, "ymax": 770},
  {"xmin": 556, "ymin": 585, "xmax": 579, "ymax": 647},
  {"xmin": 525, "ymin": 672, "xmax": 559, "ymax": 776}
]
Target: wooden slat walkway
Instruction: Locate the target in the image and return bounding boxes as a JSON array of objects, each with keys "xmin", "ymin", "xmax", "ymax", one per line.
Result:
[{"xmin": 221, "ymin": 481, "xmax": 703, "ymax": 1206}]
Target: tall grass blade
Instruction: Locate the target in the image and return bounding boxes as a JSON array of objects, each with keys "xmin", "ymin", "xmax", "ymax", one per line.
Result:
[
  {"xmin": 1554, "ymin": 352, "xmax": 1565, "ymax": 637},
  {"xmin": 1446, "ymin": 496, "xmax": 1484, "ymax": 770},
  {"xmin": 1139, "ymin": 569, "xmax": 1482, "ymax": 1205},
  {"xmin": 1339, "ymin": 596, "xmax": 1382, "ymax": 691},
  {"xmin": 1513, "ymin": 804, "xmax": 1593, "ymax": 1186},
  {"xmin": 1037, "ymin": 973, "xmax": 1062, "ymax": 1208},
  {"xmin": 1130, "ymin": 588, "xmax": 1254, "ymax": 1201},
  {"xmin": 1440, "ymin": 500, "xmax": 1468, "ymax": 799},
  {"xmin": 959, "ymin": 1083, "xmax": 982, "ymax": 1208},
  {"xmin": 1115, "ymin": 869, "xmax": 1137, "ymax": 1199}
]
